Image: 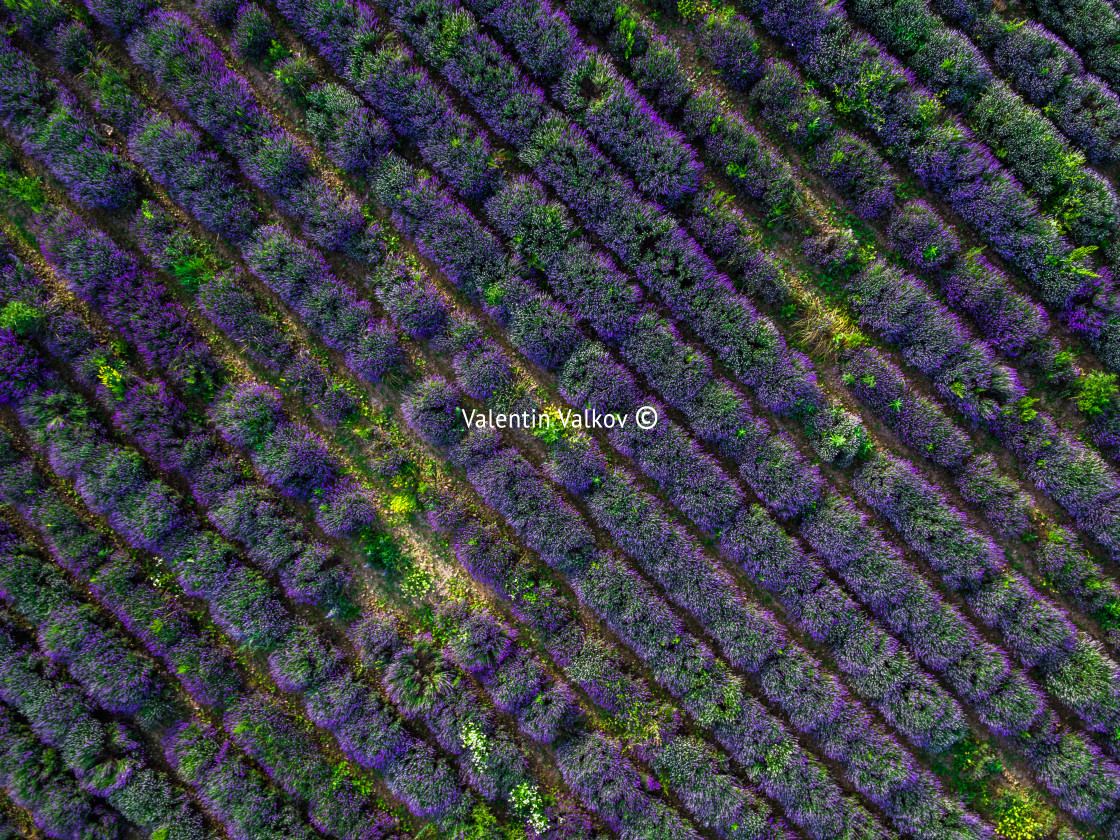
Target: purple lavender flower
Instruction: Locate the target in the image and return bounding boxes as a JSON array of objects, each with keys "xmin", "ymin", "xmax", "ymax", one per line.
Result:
[{"xmin": 0, "ymin": 330, "xmax": 40, "ymax": 404}]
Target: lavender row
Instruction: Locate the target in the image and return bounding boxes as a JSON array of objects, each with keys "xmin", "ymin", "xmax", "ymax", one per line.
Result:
[
  {"xmin": 132, "ymin": 112, "xmax": 398, "ymax": 385},
  {"xmin": 0, "ymin": 247, "xmax": 262, "ymax": 707},
  {"xmin": 210, "ymin": 424, "xmax": 582, "ymax": 830},
  {"xmin": 419, "ymin": 347, "xmax": 1100, "ymax": 835},
  {"xmin": 0, "ymin": 538, "xmax": 181, "ymax": 734},
  {"xmin": 484, "ymin": 0, "xmax": 888, "ymax": 225},
  {"xmin": 135, "ymin": 202, "xmax": 361, "ymax": 428},
  {"xmin": 0, "ymin": 550, "xmax": 220, "ymax": 840},
  {"xmin": 6, "ymin": 593, "xmax": 323, "ymax": 840},
  {"xmin": 703, "ymin": 197, "xmax": 1120, "ymax": 774},
  {"xmin": 168, "ymin": 0, "xmax": 990, "ymax": 685},
  {"xmin": 7, "ymin": 359, "xmax": 593, "ymax": 840},
  {"xmin": 374, "ymin": 0, "xmax": 1111, "ymax": 672},
  {"xmin": 0, "ymin": 0, "xmax": 1034, "ymax": 837},
  {"xmin": 840, "ymin": 345, "xmax": 1120, "ymax": 639},
  {"xmin": 267, "ymin": 610, "xmax": 567, "ymax": 836},
  {"xmin": 0, "ymin": 511, "xmax": 174, "ymax": 733},
  {"xmin": 65, "ymin": 101, "xmax": 1061, "ymax": 806},
  {"xmin": 96, "ymin": 5, "xmax": 383, "ymax": 266},
  {"xmin": 130, "ymin": 196, "xmax": 633, "ymax": 773},
  {"xmin": 0, "ymin": 35, "xmax": 391, "ymax": 602},
  {"xmin": 6, "ymin": 367, "xmax": 491, "ymax": 831},
  {"xmin": 0, "ymin": 34, "xmax": 368, "ymax": 435},
  {"xmin": 75, "ymin": 7, "xmax": 457, "ymax": 409},
  {"xmin": 240, "ymin": 9, "xmax": 958, "ymax": 734},
  {"xmin": 431, "ymin": 595, "xmax": 775, "ymax": 839},
  {"xmin": 223, "ymin": 696, "xmax": 409, "ymax": 840},
  {"xmin": 805, "ymin": 220, "xmax": 1120, "ymax": 557},
  {"xmin": 213, "ymin": 367, "xmax": 761, "ymax": 840},
  {"xmin": 53, "ymin": 0, "xmax": 387, "ymax": 267},
  {"xmin": 7, "ymin": 410, "xmax": 243, "ymax": 713},
  {"xmin": 194, "ymin": 288, "xmax": 786, "ymax": 837},
  {"xmin": 635, "ymin": 70, "xmax": 1120, "ymax": 636},
  {"xmin": 731, "ymin": 0, "xmax": 1119, "ymax": 272},
  {"xmin": 206, "ymin": 375, "xmax": 604, "ymax": 830},
  {"xmin": 23, "ymin": 195, "xmax": 361, "ymax": 611},
  {"xmin": 162, "ymin": 720, "xmax": 331, "ymax": 840},
  {"xmin": 123, "ymin": 2, "xmax": 487, "ymax": 243},
  {"xmin": 52, "ymin": 0, "xmax": 1120, "ymax": 519},
  {"xmin": 422, "ymin": 375, "xmax": 981, "ymax": 840},
  {"xmin": 6, "ymin": 3, "xmax": 526, "ymax": 645},
  {"xmin": 208, "ymin": 0, "xmax": 824, "ymax": 461},
  {"xmin": 0, "ymin": 59, "xmax": 223, "ymax": 401},
  {"xmin": 242, "ymin": 594, "xmax": 631, "ymax": 839}
]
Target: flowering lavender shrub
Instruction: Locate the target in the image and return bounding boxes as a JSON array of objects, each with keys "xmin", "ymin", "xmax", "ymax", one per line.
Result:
[
  {"xmin": 130, "ymin": 113, "xmax": 257, "ymax": 244},
  {"xmin": 232, "ymin": 4, "xmax": 274, "ymax": 60},
  {"xmin": 887, "ymin": 200, "xmax": 961, "ymax": 271}
]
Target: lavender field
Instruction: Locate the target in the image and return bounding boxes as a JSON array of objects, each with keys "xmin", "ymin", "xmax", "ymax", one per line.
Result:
[{"xmin": 9, "ymin": 0, "xmax": 1120, "ymax": 838}]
